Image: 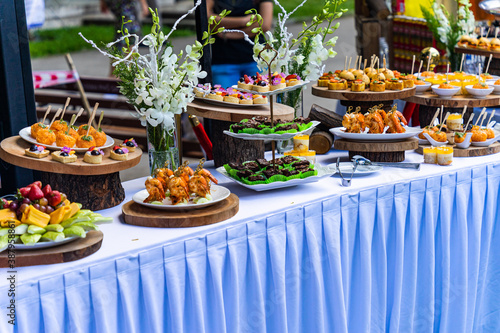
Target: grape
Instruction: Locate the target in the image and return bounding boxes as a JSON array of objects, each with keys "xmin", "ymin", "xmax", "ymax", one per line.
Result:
[
  {"xmin": 32, "ymin": 203, "xmax": 40, "ymax": 210},
  {"xmin": 3, "ymin": 202, "xmax": 9, "ymax": 209},
  {"xmin": 45, "ymin": 206, "xmax": 54, "ymax": 214},
  {"xmin": 9, "ymin": 202, "xmax": 18, "ymax": 211},
  {"xmin": 60, "ymin": 193, "xmax": 67, "ymax": 203},
  {"xmin": 39, "ymin": 198, "xmax": 48, "ymax": 206},
  {"xmin": 19, "ymin": 203, "xmax": 29, "ymax": 213},
  {"xmin": 22, "ymin": 198, "xmax": 31, "ymax": 205},
  {"xmin": 39, "ymin": 206, "xmax": 47, "ymax": 213}
]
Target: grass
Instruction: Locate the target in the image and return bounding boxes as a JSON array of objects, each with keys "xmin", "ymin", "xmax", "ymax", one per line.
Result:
[
  {"xmin": 278, "ymin": 0, "xmax": 354, "ymax": 19},
  {"xmin": 29, "ymin": 25, "xmax": 194, "ymax": 58}
]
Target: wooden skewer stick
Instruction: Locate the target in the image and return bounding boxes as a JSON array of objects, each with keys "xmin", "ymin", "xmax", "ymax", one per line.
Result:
[
  {"xmin": 97, "ymin": 110, "xmax": 105, "ymax": 131},
  {"xmin": 440, "ymin": 105, "xmax": 444, "ymax": 124},
  {"xmin": 429, "ymin": 109, "xmax": 440, "ymax": 127},
  {"xmin": 485, "ymin": 54, "xmax": 493, "ymax": 74},
  {"xmin": 487, "ymin": 110, "xmax": 496, "ymax": 128},
  {"xmin": 439, "ymin": 112, "xmax": 450, "ymax": 131},
  {"xmin": 427, "ymin": 57, "xmax": 430, "ymax": 72},
  {"xmin": 60, "ymin": 97, "xmax": 71, "ymax": 121},
  {"xmin": 364, "ymin": 59, "xmax": 367, "ymax": 70},
  {"xmin": 474, "ymin": 108, "xmax": 486, "ymax": 126},
  {"xmin": 496, "ymin": 27, "xmax": 499, "ymax": 39},
  {"xmin": 348, "ymin": 57, "xmax": 352, "ymax": 70},
  {"xmin": 461, "ymin": 105, "xmax": 467, "ymax": 118},
  {"xmin": 479, "ymin": 112, "xmax": 488, "ymax": 127},
  {"xmin": 41, "ymin": 105, "xmax": 52, "ymax": 124},
  {"xmin": 383, "ymin": 55, "xmax": 386, "ymax": 69},
  {"xmin": 355, "ymin": 55, "xmax": 359, "ymax": 70},
  {"xmin": 417, "ymin": 60, "xmax": 423, "ymax": 77},
  {"xmin": 459, "ymin": 54, "xmax": 465, "ymax": 73},
  {"xmin": 344, "ymin": 57, "xmax": 347, "ymax": 71},
  {"xmin": 446, "ymin": 63, "xmax": 449, "ymax": 82},
  {"xmin": 487, "ymin": 26, "xmax": 492, "ymax": 38},
  {"xmin": 49, "ymin": 108, "xmax": 62, "ymax": 128},
  {"xmin": 86, "ymin": 103, "xmax": 99, "ymax": 137},
  {"xmin": 411, "ymin": 55, "xmax": 415, "ymax": 75},
  {"xmin": 66, "ymin": 115, "xmax": 77, "ymax": 135},
  {"xmin": 463, "ymin": 114, "xmax": 474, "ymax": 133},
  {"xmin": 358, "ymin": 56, "xmax": 362, "ymax": 70},
  {"xmin": 72, "ymin": 108, "xmax": 85, "ymax": 125}
]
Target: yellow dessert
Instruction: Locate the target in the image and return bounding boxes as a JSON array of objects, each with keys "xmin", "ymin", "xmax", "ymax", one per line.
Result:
[
  {"xmin": 423, "ymin": 147, "xmax": 437, "ymax": 164},
  {"xmin": 293, "ymin": 135, "xmax": 309, "ymax": 152},
  {"xmin": 437, "ymin": 147, "xmax": 453, "ymax": 165},
  {"xmin": 446, "ymin": 113, "xmax": 463, "ymax": 131}
]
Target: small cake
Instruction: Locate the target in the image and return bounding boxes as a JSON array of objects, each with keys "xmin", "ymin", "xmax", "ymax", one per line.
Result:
[
  {"xmin": 121, "ymin": 138, "xmax": 137, "ymax": 152},
  {"xmin": 76, "ymin": 134, "xmax": 96, "ymax": 148},
  {"xmin": 423, "ymin": 147, "xmax": 437, "ymax": 164},
  {"xmin": 207, "ymin": 92, "xmax": 224, "ymax": 101},
  {"xmin": 270, "ymin": 73, "xmax": 286, "ymax": 91},
  {"xmin": 370, "ymin": 80, "xmax": 386, "ymax": 92},
  {"xmin": 83, "ymin": 147, "xmax": 104, "ymax": 164},
  {"xmin": 317, "ymin": 73, "xmax": 332, "ymax": 87},
  {"xmin": 286, "ymin": 74, "xmax": 301, "ymax": 87},
  {"xmin": 238, "ymin": 75, "xmax": 254, "ymax": 90},
  {"xmin": 401, "ymin": 76, "xmax": 415, "ymax": 88},
  {"xmin": 351, "ymin": 80, "xmax": 365, "ymax": 92},
  {"xmin": 35, "ymin": 128, "xmax": 56, "ymax": 145},
  {"xmin": 51, "ymin": 146, "xmax": 77, "ymax": 163},
  {"xmin": 253, "ymin": 95, "xmax": 268, "ymax": 104},
  {"xmin": 194, "ymin": 83, "xmax": 210, "ymax": 97},
  {"xmin": 437, "ymin": 147, "xmax": 453, "ymax": 165},
  {"xmin": 110, "ymin": 146, "xmax": 129, "ymax": 161},
  {"xmin": 293, "ymin": 135, "xmax": 309, "ymax": 152},
  {"xmin": 25, "ymin": 144, "xmax": 49, "ymax": 158},
  {"xmin": 446, "ymin": 113, "xmax": 463, "ymax": 131}
]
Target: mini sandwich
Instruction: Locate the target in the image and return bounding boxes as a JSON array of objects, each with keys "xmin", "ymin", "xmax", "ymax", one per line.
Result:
[
  {"xmin": 25, "ymin": 144, "xmax": 49, "ymax": 158},
  {"xmin": 110, "ymin": 145, "xmax": 129, "ymax": 161},
  {"xmin": 469, "ymin": 37, "xmax": 479, "ymax": 48},
  {"xmin": 457, "ymin": 35, "xmax": 472, "ymax": 47},
  {"xmin": 51, "ymin": 146, "xmax": 77, "ymax": 163},
  {"xmin": 339, "ymin": 70, "xmax": 355, "ymax": 81},
  {"xmin": 478, "ymin": 37, "xmax": 490, "ymax": 49},
  {"xmin": 83, "ymin": 146, "xmax": 104, "ymax": 164},
  {"xmin": 491, "ymin": 38, "xmax": 500, "ymax": 51}
]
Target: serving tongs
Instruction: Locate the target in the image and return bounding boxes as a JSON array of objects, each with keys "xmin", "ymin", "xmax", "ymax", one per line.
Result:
[
  {"xmin": 337, "ymin": 157, "xmax": 357, "ymax": 187},
  {"xmin": 352, "ymin": 155, "xmax": 421, "ymax": 171}
]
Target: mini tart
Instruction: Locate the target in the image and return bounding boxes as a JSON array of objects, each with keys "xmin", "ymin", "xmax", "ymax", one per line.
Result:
[
  {"xmin": 51, "ymin": 149, "xmax": 77, "ymax": 164},
  {"xmin": 328, "ymin": 80, "xmax": 347, "ymax": 90},
  {"xmin": 207, "ymin": 93, "xmax": 224, "ymax": 101},
  {"xmin": 351, "ymin": 81, "xmax": 365, "ymax": 92},
  {"xmin": 223, "ymin": 95, "xmax": 240, "ymax": 104},
  {"xmin": 121, "ymin": 138, "xmax": 137, "ymax": 152},
  {"xmin": 285, "ymin": 73, "xmax": 302, "ymax": 87},
  {"xmin": 317, "ymin": 79, "xmax": 330, "ymax": 87},
  {"xmin": 239, "ymin": 97, "xmax": 253, "ymax": 105},
  {"xmin": 110, "ymin": 146, "xmax": 128, "ymax": 161},
  {"xmin": 270, "ymin": 82, "xmax": 286, "ymax": 91},
  {"xmin": 253, "ymin": 95, "xmax": 268, "ymax": 104},
  {"xmin": 370, "ymin": 81, "xmax": 386, "ymax": 92},
  {"xmin": 83, "ymin": 147, "xmax": 103, "ymax": 164},
  {"xmin": 238, "ymin": 75, "xmax": 254, "ymax": 90},
  {"xmin": 194, "ymin": 88, "xmax": 205, "ymax": 98},
  {"xmin": 24, "ymin": 145, "xmax": 49, "ymax": 158},
  {"xmin": 252, "ymin": 84, "xmax": 270, "ymax": 93}
]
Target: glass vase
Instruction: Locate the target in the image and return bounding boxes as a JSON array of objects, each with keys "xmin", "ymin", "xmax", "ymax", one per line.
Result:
[{"xmin": 146, "ymin": 122, "xmax": 179, "ymax": 175}]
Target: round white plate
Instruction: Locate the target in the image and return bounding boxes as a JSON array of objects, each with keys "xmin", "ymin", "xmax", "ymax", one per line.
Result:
[
  {"xmin": 194, "ymin": 96, "xmax": 269, "ymax": 108},
  {"xmin": 330, "ymin": 126, "xmax": 421, "ymax": 142},
  {"xmin": 327, "ymin": 162, "xmax": 383, "ymax": 175},
  {"xmin": 14, "ymin": 236, "xmax": 79, "ymax": 250},
  {"xmin": 132, "ymin": 184, "xmax": 231, "ymax": 210},
  {"xmin": 19, "ymin": 127, "xmax": 114, "ymax": 152},
  {"xmin": 224, "ymin": 120, "xmax": 320, "ymax": 141},
  {"xmin": 231, "ymin": 80, "xmax": 309, "ymax": 96}
]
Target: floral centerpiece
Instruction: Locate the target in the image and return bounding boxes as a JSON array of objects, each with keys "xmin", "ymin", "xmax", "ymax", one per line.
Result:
[
  {"xmin": 241, "ymin": 0, "xmax": 347, "ymax": 112},
  {"xmin": 421, "ymin": 0, "xmax": 475, "ymax": 72},
  {"xmin": 79, "ymin": 2, "xmax": 228, "ymax": 174}
]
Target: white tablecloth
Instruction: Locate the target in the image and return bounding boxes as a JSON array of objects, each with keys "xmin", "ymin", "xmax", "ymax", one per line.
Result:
[{"xmin": 1, "ymin": 150, "xmax": 500, "ymax": 332}]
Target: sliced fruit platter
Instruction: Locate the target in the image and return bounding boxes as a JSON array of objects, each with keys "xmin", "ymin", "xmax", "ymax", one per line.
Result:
[
  {"xmin": 0, "ymin": 181, "xmax": 111, "ymax": 252},
  {"xmin": 223, "ymin": 116, "xmax": 319, "ymax": 140}
]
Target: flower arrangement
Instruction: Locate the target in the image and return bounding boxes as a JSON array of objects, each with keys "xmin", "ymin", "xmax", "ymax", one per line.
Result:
[{"xmin": 421, "ymin": 0, "xmax": 475, "ymax": 71}]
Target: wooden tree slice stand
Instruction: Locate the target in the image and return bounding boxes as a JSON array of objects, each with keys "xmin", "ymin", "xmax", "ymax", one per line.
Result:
[
  {"xmin": 403, "ymin": 91, "xmax": 500, "ymax": 108},
  {"xmin": 455, "ymin": 46, "xmax": 500, "ymax": 59},
  {"xmin": 121, "ymin": 193, "xmax": 239, "ymax": 227},
  {"xmin": 415, "ymin": 142, "xmax": 500, "ymax": 157},
  {"xmin": 334, "ymin": 138, "xmax": 419, "ymax": 162},
  {"xmin": 187, "ymin": 100, "xmax": 294, "ymax": 167},
  {"xmin": 0, "ymin": 136, "xmax": 142, "ymax": 210},
  {"xmin": 0, "ymin": 231, "xmax": 103, "ymax": 268}
]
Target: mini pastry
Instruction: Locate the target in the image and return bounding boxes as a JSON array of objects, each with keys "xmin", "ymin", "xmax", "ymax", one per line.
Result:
[
  {"xmin": 121, "ymin": 138, "xmax": 137, "ymax": 152},
  {"xmin": 35, "ymin": 128, "xmax": 56, "ymax": 145},
  {"xmin": 286, "ymin": 74, "xmax": 301, "ymax": 87},
  {"xmin": 51, "ymin": 146, "xmax": 77, "ymax": 164},
  {"xmin": 252, "ymin": 73, "xmax": 270, "ymax": 92},
  {"xmin": 270, "ymin": 73, "xmax": 286, "ymax": 91},
  {"xmin": 223, "ymin": 88, "xmax": 240, "ymax": 104},
  {"xmin": 238, "ymin": 75, "xmax": 254, "ymax": 90},
  {"xmin": 83, "ymin": 146, "xmax": 104, "ymax": 164},
  {"xmin": 91, "ymin": 128, "xmax": 107, "ymax": 147},
  {"xmin": 50, "ymin": 120, "xmax": 68, "ymax": 133},
  {"xmin": 328, "ymin": 78, "xmax": 347, "ymax": 90},
  {"xmin": 478, "ymin": 37, "xmax": 490, "ymax": 50},
  {"xmin": 383, "ymin": 69, "xmax": 395, "ymax": 80},
  {"xmin": 401, "ymin": 75, "xmax": 415, "ymax": 88},
  {"xmin": 25, "ymin": 144, "xmax": 49, "ymax": 158},
  {"xmin": 110, "ymin": 145, "xmax": 129, "ymax": 161},
  {"xmin": 317, "ymin": 72, "xmax": 333, "ymax": 87},
  {"xmin": 194, "ymin": 83, "xmax": 210, "ymax": 97},
  {"xmin": 76, "ymin": 134, "xmax": 96, "ymax": 148},
  {"xmin": 370, "ymin": 80, "xmax": 386, "ymax": 92},
  {"xmin": 55, "ymin": 131, "xmax": 76, "ymax": 147},
  {"xmin": 77, "ymin": 124, "xmax": 95, "ymax": 136},
  {"xmin": 207, "ymin": 92, "xmax": 224, "ymax": 101},
  {"xmin": 387, "ymin": 78, "xmax": 404, "ymax": 90},
  {"xmin": 351, "ymin": 80, "xmax": 365, "ymax": 92},
  {"xmin": 339, "ymin": 70, "xmax": 355, "ymax": 81},
  {"xmin": 253, "ymin": 95, "xmax": 268, "ymax": 104},
  {"xmin": 239, "ymin": 93, "xmax": 253, "ymax": 105}
]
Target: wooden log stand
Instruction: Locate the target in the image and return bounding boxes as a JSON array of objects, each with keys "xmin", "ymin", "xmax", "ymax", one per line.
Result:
[
  {"xmin": 334, "ymin": 138, "xmax": 419, "ymax": 162},
  {"xmin": 121, "ymin": 193, "xmax": 239, "ymax": 227},
  {"xmin": 0, "ymin": 231, "xmax": 103, "ymax": 268},
  {"xmin": 0, "ymin": 136, "xmax": 142, "ymax": 211}
]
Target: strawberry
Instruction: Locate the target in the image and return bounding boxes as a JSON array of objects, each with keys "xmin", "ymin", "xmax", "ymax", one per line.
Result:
[
  {"xmin": 30, "ymin": 181, "xmax": 42, "ymax": 189},
  {"xmin": 244, "ymin": 74, "xmax": 250, "ymax": 84},
  {"xmin": 48, "ymin": 191, "xmax": 62, "ymax": 207},
  {"xmin": 42, "ymin": 184, "xmax": 52, "ymax": 198},
  {"xmin": 19, "ymin": 187, "xmax": 31, "ymax": 198},
  {"xmin": 28, "ymin": 185, "xmax": 44, "ymax": 201},
  {"xmin": 285, "ymin": 74, "xmax": 297, "ymax": 80}
]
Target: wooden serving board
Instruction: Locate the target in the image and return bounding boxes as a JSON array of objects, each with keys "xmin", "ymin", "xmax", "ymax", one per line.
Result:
[
  {"xmin": 403, "ymin": 91, "xmax": 500, "ymax": 108},
  {"xmin": 311, "ymin": 84, "xmax": 416, "ymax": 101},
  {"xmin": 122, "ymin": 194, "xmax": 239, "ymax": 228},
  {"xmin": 415, "ymin": 141, "xmax": 500, "ymax": 157},
  {"xmin": 0, "ymin": 136, "xmax": 142, "ymax": 176},
  {"xmin": 334, "ymin": 138, "xmax": 419, "ymax": 162},
  {"xmin": 455, "ymin": 46, "xmax": 500, "ymax": 58},
  {"xmin": 0, "ymin": 231, "xmax": 103, "ymax": 268}
]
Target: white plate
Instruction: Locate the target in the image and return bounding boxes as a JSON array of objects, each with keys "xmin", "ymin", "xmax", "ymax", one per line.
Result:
[
  {"xmin": 471, "ymin": 135, "xmax": 500, "ymax": 147},
  {"xmin": 194, "ymin": 96, "xmax": 269, "ymax": 108},
  {"xmin": 330, "ymin": 126, "xmax": 421, "ymax": 142},
  {"xmin": 327, "ymin": 162, "xmax": 383, "ymax": 175},
  {"xmin": 132, "ymin": 184, "xmax": 230, "ymax": 210},
  {"xmin": 14, "ymin": 236, "xmax": 79, "ymax": 250},
  {"xmin": 224, "ymin": 120, "xmax": 320, "ymax": 141},
  {"xmin": 19, "ymin": 127, "xmax": 115, "ymax": 152},
  {"xmin": 231, "ymin": 80, "xmax": 309, "ymax": 96},
  {"xmin": 216, "ymin": 165, "xmax": 335, "ymax": 191}
]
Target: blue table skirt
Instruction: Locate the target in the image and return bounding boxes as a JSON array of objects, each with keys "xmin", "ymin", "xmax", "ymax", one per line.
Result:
[{"xmin": 3, "ymin": 163, "xmax": 500, "ymax": 333}]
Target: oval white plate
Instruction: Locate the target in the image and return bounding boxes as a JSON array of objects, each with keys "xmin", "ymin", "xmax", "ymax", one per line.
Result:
[
  {"xmin": 19, "ymin": 127, "xmax": 114, "ymax": 152},
  {"xmin": 224, "ymin": 121, "xmax": 320, "ymax": 141},
  {"xmin": 422, "ymin": 132, "xmax": 448, "ymax": 146},
  {"xmin": 133, "ymin": 184, "xmax": 230, "ymax": 210},
  {"xmin": 14, "ymin": 236, "xmax": 79, "ymax": 250},
  {"xmin": 330, "ymin": 126, "xmax": 421, "ymax": 142},
  {"xmin": 327, "ymin": 162, "xmax": 382, "ymax": 175},
  {"xmin": 471, "ymin": 135, "xmax": 500, "ymax": 147},
  {"xmin": 194, "ymin": 96, "xmax": 269, "ymax": 108}
]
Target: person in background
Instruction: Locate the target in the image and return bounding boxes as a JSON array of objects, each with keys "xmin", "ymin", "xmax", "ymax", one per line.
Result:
[{"xmin": 207, "ymin": 0, "xmax": 273, "ymax": 88}]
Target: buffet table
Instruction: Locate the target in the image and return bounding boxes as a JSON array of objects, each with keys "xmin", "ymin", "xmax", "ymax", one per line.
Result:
[{"xmin": 1, "ymin": 150, "xmax": 500, "ymax": 332}]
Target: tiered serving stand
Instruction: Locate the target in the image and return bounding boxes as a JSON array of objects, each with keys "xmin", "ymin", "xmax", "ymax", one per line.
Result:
[
  {"xmin": 0, "ymin": 136, "xmax": 142, "ymax": 210},
  {"xmin": 455, "ymin": 45, "xmax": 500, "ymax": 76},
  {"xmin": 311, "ymin": 84, "xmax": 419, "ymax": 162}
]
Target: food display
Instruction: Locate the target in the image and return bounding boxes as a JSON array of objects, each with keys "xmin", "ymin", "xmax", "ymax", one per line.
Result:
[
  {"xmin": 195, "ymin": 84, "xmax": 269, "ymax": 105},
  {"xmin": 51, "ymin": 146, "xmax": 77, "ymax": 164},
  {"xmin": 456, "ymin": 34, "xmax": 500, "ymax": 51},
  {"xmin": 229, "ymin": 116, "xmax": 313, "ymax": 135},
  {"xmin": 0, "ymin": 181, "xmax": 111, "ymax": 252},
  {"xmin": 110, "ymin": 146, "xmax": 129, "ymax": 161},
  {"xmin": 223, "ymin": 156, "xmax": 317, "ymax": 185},
  {"xmin": 143, "ymin": 159, "xmax": 218, "ymax": 205},
  {"xmin": 236, "ymin": 72, "xmax": 304, "ymax": 93},
  {"xmin": 342, "ymin": 104, "xmax": 408, "ymax": 134},
  {"xmin": 423, "ymin": 146, "xmax": 453, "ymax": 165},
  {"xmin": 83, "ymin": 147, "xmax": 104, "ymax": 164},
  {"xmin": 25, "ymin": 145, "xmax": 50, "ymax": 159}
]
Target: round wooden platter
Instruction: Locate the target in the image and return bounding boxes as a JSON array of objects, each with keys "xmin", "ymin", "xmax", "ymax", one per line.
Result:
[
  {"xmin": 0, "ymin": 231, "xmax": 103, "ymax": 268},
  {"xmin": 121, "ymin": 193, "xmax": 239, "ymax": 228},
  {"xmin": 334, "ymin": 138, "xmax": 419, "ymax": 162},
  {"xmin": 187, "ymin": 99, "xmax": 294, "ymax": 122},
  {"xmin": 403, "ymin": 91, "xmax": 500, "ymax": 108},
  {"xmin": 0, "ymin": 136, "xmax": 142, "ymax": 176},
  {"xmin": 415, "ymin": 141, "xmax": 500, "ymax": 157},
  {"xmin": 311, "ymin": 84, "xmax": 416, "ymax": 101},
  {"xmin": 455, "ymin": 46, "xmax": 500, "ymax": 58}
]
